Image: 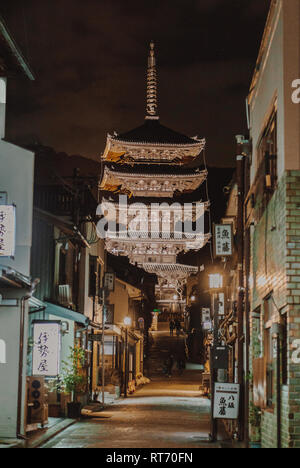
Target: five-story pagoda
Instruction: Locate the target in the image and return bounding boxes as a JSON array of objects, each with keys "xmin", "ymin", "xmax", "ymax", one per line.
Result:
[{"xmin": 100, "ymin": 42, "xmax": 210, "ymax": 312}]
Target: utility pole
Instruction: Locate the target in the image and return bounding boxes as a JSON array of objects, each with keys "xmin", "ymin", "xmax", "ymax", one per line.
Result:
[
  {"xmin": 101, "ymin": 286, "xmax": 106, "ymax": 407},
  {"xmin": 210, "ymin": 293, "xmax": 219, "ymax": 442},
  {"xmin": 236, "ymin": 135, "xmax": 245, "ymax": 442},
  {"xmin": 124, "ymin": 327, "xmax": 128, "ymax": 398}
]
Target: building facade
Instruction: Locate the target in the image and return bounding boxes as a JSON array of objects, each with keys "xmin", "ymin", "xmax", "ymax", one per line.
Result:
[
  {"xmin": 247, "ymin": 0, "xmax": 300, "ymax": 448},
  {"xmin": 0, "ymin": 15, "xmax": 35, "ymax": 439}
]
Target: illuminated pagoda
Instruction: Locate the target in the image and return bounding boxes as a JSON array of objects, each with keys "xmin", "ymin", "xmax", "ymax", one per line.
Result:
[{"xmin": 100, "ymin": 41, "xmax": 210, "ymax": 309}]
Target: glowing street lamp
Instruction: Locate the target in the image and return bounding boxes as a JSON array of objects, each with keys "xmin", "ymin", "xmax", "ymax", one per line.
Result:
[{"xmin": 124, "ymin": 316, "xmax": 132, "ymax": 327}]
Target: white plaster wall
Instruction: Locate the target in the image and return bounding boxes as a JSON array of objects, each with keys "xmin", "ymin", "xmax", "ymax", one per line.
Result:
[
  {"xmin": 250, "ymin": 3, "xmax": 285, "ymax": 182},
  {"xmin": 250, "ymin": 0, "xmax": 300, "ymax": 179},
  {"xmin": 0, "ymin": 140, "xmax": 34, "ymax": 276}
]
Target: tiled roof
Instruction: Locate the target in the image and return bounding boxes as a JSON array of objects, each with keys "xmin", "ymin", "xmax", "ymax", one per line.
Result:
[{"xmin": 113, "ymin": 119, "xmax": 201, "ymax": 146}]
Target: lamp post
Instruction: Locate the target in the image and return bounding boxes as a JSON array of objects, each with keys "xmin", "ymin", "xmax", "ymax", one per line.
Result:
[
  {"xmin": 208, "ymin": 273, "xmax": 223, "ymax": 442},
  {"xmin": 124, "ymin": 316, "xmax": 132, "ymax": 398}
]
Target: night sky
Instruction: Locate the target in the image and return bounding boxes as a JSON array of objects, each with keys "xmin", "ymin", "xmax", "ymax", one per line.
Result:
[{"xmin": 1, "ymin": 0, "xmax": 270, "ymax": 167}]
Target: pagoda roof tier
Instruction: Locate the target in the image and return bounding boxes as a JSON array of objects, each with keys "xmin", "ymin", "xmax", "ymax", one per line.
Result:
[
  {"xmin": 102, "ymin": 129, "xmax": 205, "ymax": 165},
  {"xmin": 143, "ymin": 263, "xmax": 199, "ymax": 275},
  {"xmin": 144, "ymin": 263, "xmax": 199, "ymax": 291},
  {"xmin": 101, "ymin": 197, "xmax": 210, "ymax": 223},
  {"xmin": 156, "ymin": 299, "xmax": 186, "ymax": 305},
  {"xmin": 105, "ymin": 232, "xmax": 211, "ymax": 262},
  {"xmin": 113, "ymin": 119, "xmax": 202, "ymax": 146},
  {"xmin": 100, "ymin": 166, "xmax": 207, "ymax": 197}
]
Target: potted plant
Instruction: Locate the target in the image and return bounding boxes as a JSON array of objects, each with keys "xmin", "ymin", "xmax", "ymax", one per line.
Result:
[
  {"xmin": 249, "ymin": 402, "xmax": 262, "ymax": 448},
  {"xmin": 58, "ymin": 346, "xmax": 87, "ymax": 419}
]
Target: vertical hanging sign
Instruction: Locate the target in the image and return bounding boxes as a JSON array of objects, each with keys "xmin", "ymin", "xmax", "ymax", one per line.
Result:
[
  {"xmin": 32, "ymin": 322, "xmax": 61, "ymax": 377},
  {"xmin": 0, "ymin": 205, "xmax": 16, "ymax": 258},
  {"xmin": 213, "ymin": 224, "xmax": 233, "ymax": 257},
  {"xmin": 213, "ymin": 383, "xmax": 240, "ymax": 419}
]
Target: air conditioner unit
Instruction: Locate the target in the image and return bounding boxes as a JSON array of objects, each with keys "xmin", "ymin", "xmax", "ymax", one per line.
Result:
[
  {"xmin": 58, "ymin": 284, "xmax": 72, "ymax": 306},
  {"xmin": 26, "ymin": 376, "xmax": 48, "ymax": 431}
]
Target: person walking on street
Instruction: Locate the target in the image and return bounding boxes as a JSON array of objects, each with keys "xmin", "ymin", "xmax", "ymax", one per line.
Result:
[
  {"xmin": 166, "ymin": 354, "xmax": 174, "ymax": 378},
  {"xmin": 169, "ymin": 319, "xmax": 175, "ymax": 337}
]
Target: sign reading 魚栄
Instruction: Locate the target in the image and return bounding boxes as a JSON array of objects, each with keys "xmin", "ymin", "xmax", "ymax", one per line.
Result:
[
  {"xmin": 0, "ymin": 205, "xmax": 16, "ymax": 257},
  {"xmin": 32, "ymin": 322, "xmax": 61, "ymax": 377},
  {"xmin": 213, "ymin": 383, "xmax": 240, "ymax": 419},
  {"xmin": 214, "ymin": 224, "xmax": 233, "ymax": 257}
]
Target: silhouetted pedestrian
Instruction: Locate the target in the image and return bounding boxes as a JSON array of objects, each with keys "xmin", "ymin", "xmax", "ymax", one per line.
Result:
[
  {"xmin": 166, "ymin": 354, "xmax": 174, "ymax": 377},
  {"xmin": 169, "ymin": 319, "xmax": 175, "ymax": 336}
]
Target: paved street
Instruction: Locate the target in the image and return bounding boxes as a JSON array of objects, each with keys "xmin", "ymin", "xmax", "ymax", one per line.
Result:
[
  {"xmin": 41, "ymin": 380, "xmax": 224, "ymax": 449},
  {"xmin": 41, "ymin": 327, "xmax": 226, "ymax": 449}
]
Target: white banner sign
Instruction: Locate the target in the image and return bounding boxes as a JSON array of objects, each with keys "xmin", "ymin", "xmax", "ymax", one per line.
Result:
[
  {"xmin": 32, "ymin": 322, "xmax": 61, "ymax": 377},
  {"xmin": 0, "ymin": 205, "xmax": 16, "ymax": 257},
  {"xmin": 213, "ymin": 383, "xmax": 240, "ymax": 419},
  {"xmin": 202, "ymin": 308, "xmax": 211, "ymax": 323},
  {"xmin": 218, "ymin": 293, "xmax": 225, "ymax": 316},
  {"xmin": 214, "ymin": 224, "xmax": 233, "ymax": 257}
]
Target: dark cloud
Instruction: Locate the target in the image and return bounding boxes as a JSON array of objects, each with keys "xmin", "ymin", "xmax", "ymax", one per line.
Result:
[{"xmin": 1, "ymin": 0, "xmax": 270, "ymax": 166}]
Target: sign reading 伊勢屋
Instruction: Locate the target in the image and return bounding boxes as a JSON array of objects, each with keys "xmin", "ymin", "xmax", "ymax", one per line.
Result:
[
  {"xmin": 213, "ymin": 383, "xmax": 240, "ymax": 419},
  {"xmin": 0, "ymin": 205, "xmax": 16, "ymax": 257},
  {"xmin": 32, "ymin": 322, "xmax": 61, "ymax": 377},
  {"xmin": 213, "ymin": 224, "xmax": 233, "ymax": 257}
]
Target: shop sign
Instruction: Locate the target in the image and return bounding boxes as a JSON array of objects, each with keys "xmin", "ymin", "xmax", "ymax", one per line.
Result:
[
  {"xmin": 213, "ymin": 224, "xmax": 233, "ymax": 257},
  {"xmin": 202, "ymin": 308, "xmax": 211, "ymax": 323},
  {"xmin": 213, "ymin": 383, "xmax": 240, "ymax": 419},
  {"xmin": 218, "ymin": 293, "xmax": 225, "ymax": 316},
  {"xmin": 0, "ymin": 205, "xmax": 16, "ymax": 257},
  {"xmin": 32, "ymin": 321, "xmax": 61, "ymax": 377}
]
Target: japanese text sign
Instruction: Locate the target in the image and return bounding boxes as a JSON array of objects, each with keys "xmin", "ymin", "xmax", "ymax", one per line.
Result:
[
  {"xmin": 0, "ymin": 205, "xmax": 16, "ymax": 257},
  {"xmin": 32, "ymin": 322, "xmax": 61, "ymax": 377},
  {"xmin": 214, "ymin": 224, "xmax": 233, "ymax": 257},
  {"xmin": 202, "ymin": 308, "xmax": 211, "ymax": 323},
  {"xmin": 213, "ymin": 383, "xmax": 240, "ymax": 419}
]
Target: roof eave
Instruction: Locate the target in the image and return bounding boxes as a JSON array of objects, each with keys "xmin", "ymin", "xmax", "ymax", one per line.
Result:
[{"xmin": 0, "ymin": 15, "xmax": 35, "ymax": 81}]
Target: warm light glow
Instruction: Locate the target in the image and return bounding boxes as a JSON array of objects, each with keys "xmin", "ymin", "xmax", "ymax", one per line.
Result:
[
  {"xmin": 209, "ymin": 274, "xmax": 223, "ymax": 290},
  {"xmin": 190, "ymin": 295, "xmax": 196, "ymax": 302},
  {"xmin": 124, "ymin": 316, "xmax": 132, "ymax": 327},
  {"xmin": 173, "ymin": 294, "xmax": 178, "ymax": 301}
]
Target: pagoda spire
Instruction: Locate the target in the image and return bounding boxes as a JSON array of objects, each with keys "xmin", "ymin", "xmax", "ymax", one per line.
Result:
[{"xmin": 145, "ymin": 41, "xmax": 159, "ymax": 120}]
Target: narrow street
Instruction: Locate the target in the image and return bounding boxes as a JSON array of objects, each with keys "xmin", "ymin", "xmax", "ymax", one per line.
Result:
[{"xmin": 40, "ymin": 324, "xmax": 225, "ymax": 449}]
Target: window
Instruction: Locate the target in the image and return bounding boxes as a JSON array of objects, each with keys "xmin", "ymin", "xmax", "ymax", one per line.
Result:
[
  {"xmin": 105, "ymin": 304, "xmax": 115, "ymax": 324},
  {"xmin": 59, "ymin": 247, "xmax": 67, "ymax": 285},
  {"xmin": 254, "ymin": 109, "xmax": 278, "ymax": 221},
  {"xmin": 264, "ymin": 296, "xmax": 275, "ymax": 409},
  {"xmin": 252, "ymin": 307, "xmax": 262, "ymax": 359},
  {"xmin": 258, "ymin": 110, "xmax": 277, "ymax": 197}
]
